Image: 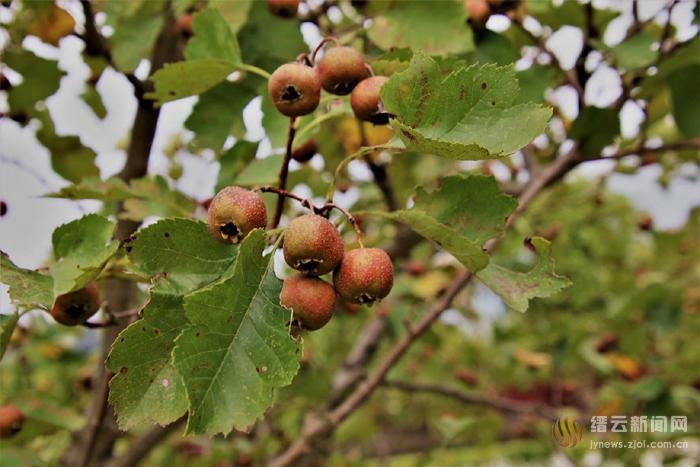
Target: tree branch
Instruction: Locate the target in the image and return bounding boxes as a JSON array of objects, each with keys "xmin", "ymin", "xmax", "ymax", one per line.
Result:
[
  {"xmin": 383, "ymin": 380, "xmax": 559, "ymax": 421},
  {"xmin": 269, "ymin": 148, "xmax": 583, "ymax": 467},
  {"xmin": 61, "ymin": 4, "xmax": 182, "ymax": 466},
  {"xmin": 104, "ymin": 417, "xmax": 185, "ymax": 467},
  {"xmin": 272, "ymin": 118, "xmax": 297, "ymax": 228}
]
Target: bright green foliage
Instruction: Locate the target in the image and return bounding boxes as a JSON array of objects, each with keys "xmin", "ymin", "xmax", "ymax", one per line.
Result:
[
  {"xmin": 105, "ymin": 0, "xmax": 165, "ymax": 72},
  {"xmin": 50, "ymin": 176, "xmax": 196, "ymax": 221},
  {"xmin": 173, "ymin": 230, "xmax": 300, "ymax": 434},
  {"xmin": 0, "ymin": 253, "xmax": 54, "ymax": 310},
  {"xmin": 476, "ymin": 237, "xmax": 572, "ymax": 312},
  {"xmin": 385, "ymin": 175, "xmax": 517, "ymax": 273},
  {"xmin": 107, "ymin": 293, "xmax": 189, "ymax": 429},
  {"xmin": 125, "ymin": 219, "xmax": 237, "ymax": 295},
  {"xmin": 381, "ymin": 54, "xmax": 552, "ymax": 160},
  {"xmin": 608, "ymin": 31, "xmax": 657, "ymax": 70},
  {"xmin": 668, "ymin": 64, "xmax": 700, "ymax": 137},
  {"xmin": 50, "ymin": 214, "xmax": 119, "ymax": 296},
  {"xmin": 216, "ymin": 140, "xmax": 260, "ymax": 191},
  {"xmin": 0, "ymin": 313, "xmax": 19, "ymax": 361},
  {"xmin": 3, "ymin": 48, "xmax": 64, "ymax": 114},
  {"xmin": 185, "ymin": 8, "xmax": 241, "ymax": 62},
  {"xmin": 368, "ymin": 0, "xmax": 474, "ymax": 55}
]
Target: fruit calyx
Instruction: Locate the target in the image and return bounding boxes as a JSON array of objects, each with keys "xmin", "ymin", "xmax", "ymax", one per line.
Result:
[{"xmin": 207, "ymin": 186, "xmax": 268, "ymax": 244}]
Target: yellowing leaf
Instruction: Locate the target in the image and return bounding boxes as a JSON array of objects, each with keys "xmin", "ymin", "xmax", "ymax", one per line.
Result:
[{"xmin": 28, "ymin": 4, "xmax": 75, "ymax": 46}]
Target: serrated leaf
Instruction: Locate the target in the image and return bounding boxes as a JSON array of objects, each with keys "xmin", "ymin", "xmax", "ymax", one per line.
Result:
[
  {"xmin": 0, "ymin": 312, "xmax": 19, "ymax": 361},
  {"xmin": 126, "ymin": 219, "xmax": 238, "ymax": 295},
  {"xmin": 385, "ymin": 175, "xmax": 517, "ymax": 272},
  {"xmin": 107, "ymin": 293, "xmax": 188, "ymax": 429},
  {"xmin": 51, "ymin": 214, "xmax": 119, "ymax": 296},
  {"xmin": 185, "ymin": 8, "xmax": 241, "ymax": 63},
  {"xmin": 173, "ymin": 230, "xmax": 299, "ymax": 434},
  {"xmin": 476, "ymin": 237, "xmax": 571, "ymax": 312},
  {"xmin": 368, "ymin": 0, "xmax": 474, "ymax": 56},
  {"xmin": 381, "ymin": 54, "xmax": 552, "ymax": 160},
  {"xmin": 0, "ymin": 252, "xmax": 54, "ymax": 310},
  {"xmin": 3, "ymin": 48, "xmax": 64, "ymax": 114},
  {"xmin": 208, "ymin": 0, "xmax": 252, "ymax": 33},
  {"xmin": 185, "ymin": 80, "xmax": 257, "ymax": 151},
  {"xmin": 148, "ymin": 59, "xmax": 236, "ymax": 104},
  {"xmin": 121, "ymin": 176, "xmax": 196, "ymax": 221},
  {"xmin": 216, "ymin": 140, "xmax": 260, "ymax": 192}
]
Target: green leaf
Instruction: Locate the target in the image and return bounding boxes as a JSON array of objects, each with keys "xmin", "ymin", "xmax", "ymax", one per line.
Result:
[
  {"xmin": 381, "ymin": 54, "xmax": 551, "ymax": 160},
  {"xmin": 3, "ymin": 48, "xmax": 64, "ymax": 114},
  {"xmin": 126, "ymin": 219, "xmax": 238, "ymax": 295},
  {"xmin": 185, "ymin": 8, "xmax": 241, "ymax": 63},
  {"xmin": 173, "ymin": 230, "xmax": 300, "ymax": 434},
  {"xmin": 368, "ymin": 1, "xmax": 474, "ymax": 56},
  {"xmin": 208, "ymin": 0, "xmax": 253, "ymax": 33},
  {"xmin": 148, "ymin": 59, "xmax": 236, "ymax": 104},
  {"xmin": 515, "ymin": 65, "xmax": 558, "ymax": 104},
  {"xmin": 51, "ymin": 214, "xmax": 119, "ymax": 296},
  {"xmin": 608, "ymin": 31, "xmax": 656, "ymax": 71},
  {"xmin": 48, "ymin": 176, "xmax": 195, "ymax": 221},
  {"xmin": 261, "ymin": 89, "xmax": 291, "ymax": 149},
  {"xmin": 106, "ymin": 0, "xmax": 164, "ymax": 73},
  {"xmin": 36, "ymin": 112, "xmax": 99, "ymax": 183},
  {"xmin": 185, "ymin": 80, "xmax": 257, "ymax": 151},
  {"xmin": 570, "ymin": 107, "xmax": 620, "ymax": 157},
  {"xmin": 668, "ymin": 64, "xmax": 700, "ymax": 138},
  {"xmin": 0, "ymin": 313, "xmax": 19, "ymax": 361},
  {"xmin": 48, "ymin": 177, "xmax": 132, "ymax": 201},
  {"xmin": 81, "ymin": 85, "xmax": 107, "ymax": 119},
  {"xmin": 238, "ymin": 1, "xmax": 306, "ymax": 71},
  {"xmin": 233, "ymin": 155, "xmax": 283, "ymax": 186},
  {"xmin": 476, "ymin": 237, "xmax": 571, "ymax": 312},
  {"xmin": 107, "ymin": 293, "xmax": 189, "ymax": 429},
  {"xmin": 122, "ymin": 176, "xmax": 196, "ymax": 221},
  {"xmin": 0, "ymin": 252, "xmax": 54, "ymax": 310},
  {"xmin": 216, "ymin": 140, "xmax": 260, "ymax": 192},
  {"xmin": 384, "ymin": 175, "xmax": 517, "ymax": 272}
]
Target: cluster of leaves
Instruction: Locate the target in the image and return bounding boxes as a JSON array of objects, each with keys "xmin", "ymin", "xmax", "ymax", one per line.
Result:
[{"xmin": 1, "ymin": 0, "xmax": 698, "ymax": 465}]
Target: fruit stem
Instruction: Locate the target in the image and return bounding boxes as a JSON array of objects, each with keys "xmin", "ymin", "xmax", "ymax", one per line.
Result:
[
  {"xmin": 237, "ymin": 63, "xmax": 272, "ymax": 80},
  {"xmin": 325, "ymin": 144, "xmax": 403, "ymax": 202},
  {"xmin": 294, "ymin": 110, "xmax": 346, "ymax": 144},
  {"xmin": 322, "ymin": 203, "xmax": 364, "ymax": 248},
  {"xmin": 272, "ymin": 117, "xmax": 297, "ymax": 228},
  {"xmin": 310, "ymin": 36, "xmax": 340, "ymax": 65}
]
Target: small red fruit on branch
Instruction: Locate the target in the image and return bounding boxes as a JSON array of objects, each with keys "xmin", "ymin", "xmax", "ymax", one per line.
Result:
[
  {"xmin": 316, "ymin": 46, "xmax": 369, "ymax": 96},
  {"xmin": 334, "ymin": 248, "xmax": 393, "ymax": 305},
  {"xmin": 283, "ymin": 214, "xmax": 344, "ymax": 276},
  {"xmin": 268, "ymin": 63, "xmax": 321, "ymax": 117},
  {"xmin": 0, "ymin": 405, "xmax": 25, "ymax": 438},
  {"xmin": 267, "ymin": 0, "xmax": 300, "ymax": 19},
  {"xmin": 351, "ymin": 76, "xmax": 390, "ymax": 124},
  {"xmin": 50, "ymin": 283, "xmax": 101, "ymax": 326},
  {"xmin": 280, "ymin": 274, "xmax": 336, "ymax": 330},
  {"xmin": 207, "ymin": 186, "xmax": 268, "ymax": 244}
]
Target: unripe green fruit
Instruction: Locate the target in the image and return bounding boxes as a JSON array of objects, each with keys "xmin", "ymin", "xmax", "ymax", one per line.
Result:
[
  {"xmin": 0, "ymin": 405, "xmax": 25, "ymax": 438},
  {"xmin": 316, "ymin": 46, "xmax": 369, "ymax": 95},
  {"xmin": 50, "ymin": 283, "xmax": 101, "ymax": 326},
  {"xmin": 283, "ymin": 214, "xmax": 344, "ymax": 276},
  {"xmin": 292, "ymin": 139, "xmax": 318, "ymax": 163},
  {"xmin": 267, "ymin": 0, "xmax": 300, "ymax": 18},
  {"xmin": 268, "ymin": 63, "xmax": 321, "ymax": 117},
  {"xmin": 280, "ymin": 274, "xmax": 336, "ymax": 330},
  {"xmin": 207, "ymin": 186, "xmax": 267, "ymax": 244},
  {"xmin": 350, "ymin": 76, "xmax": 389, "ymax": 124},
  {"xmin": 333, "ymin": 248, "xmax": 393, "ymax": 305}
]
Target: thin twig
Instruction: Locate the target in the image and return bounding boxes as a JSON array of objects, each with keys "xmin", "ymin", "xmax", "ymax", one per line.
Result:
[
  {"xmin": 272, "ymin": 118, "xmax": 297, "ymax": 228},
  {"xmin": 383, "ymin": 380, "xmax": 560, "ymax": 421},
  {"xmin": 269, "ymin": 148, "xmax": 583, "ymax": 467}
]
